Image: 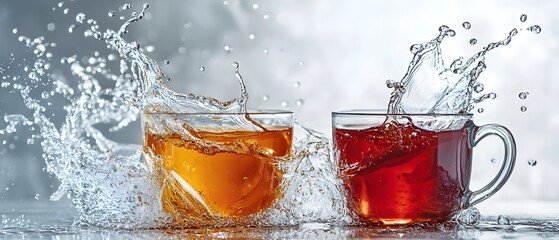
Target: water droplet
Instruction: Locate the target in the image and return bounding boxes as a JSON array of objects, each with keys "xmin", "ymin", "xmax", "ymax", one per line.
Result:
[
  {"xmin": 108, "ymin": 11, "xmax": 116, "ymax": 17},
  {"xmin": 528, "ymin": 159, "xmax": 537, "ymax": 166},
  {"xmin": 488, "ymin": 92, "xmax": 497, "ymax": 99},
  {"xmin": 199, "ymin": 66, "xmax": 205, "ymax": 72},
  {"xmin": 296, "ymin": 99, "xmax": 304, "ymax": 106},
  {"xmin": 232, "ymin": 62, "xmax": 239, "ymax": 68},
  {"xmin": 57, "ymin": 2, "xmax": 64, "ymax": 7},
  {"xmin": 8, "ymin": 144, "xmax": 15, "ymax": 150},
  {"xmin": 498, "ymin": 215, "xmax": 512, "ymax": 225},
  {"xmin": 477, "ymin": 108, "xmax": 484, "ymax": 113},
  {"xmin": 143, "ymin": 3, "xmax": 149, "ymax": 9},
  {"xmin": 68, "ymin": 24, "xmax": 76, "ymax": 33},
  {"xmin": 294, "ymin": 82, "xmax": 300, "ymax": 88},
  {"xmin": 457, "ymin": 207, "xmax": 480, "ymax": 225},
  {"xmin": 63, "ymin": 8, "xmax": 69, "ymax": 14},
  {"xmin": 447, "ymin": 30, "xmax": 456, "ymax": 37},
  {"xmin": 164, "ymin": 59, "xmax": 170, "ymax": 65},
  {"xmin": 520, "ymin": 14, "xmax": 527, "ymax": 22},
  {"xmin": 462, "ymin": 22, "xmax": 471, "ymax": 30},
  {"xmin": 84, "ymin": 30, "xmax": 93, "ymax": 38},
  {"xmin": 386, "ymin": 79, "xmax": 396, "ymax": 88},
  {"xmin": 178, "ymin": 47, "xmax": 186, "ymax": 54},
  {"xmin": 411, "ymin": 132, "xmax": 417, "ymax": 137},
  {"xmin": 122, "ymin": 3, "xmax": 132, "ymax": 10},
  {"xmin": 527, "ymin": 25, "xmax": 541, "ymax": 34},
  {"xmin": 263, "ymin": 48, "xmax": 269, "ymax": 54},
  {"xmin": 75, "ymin": 13, "xmax": 86, "ymax": 24},
  {"xmin": 249, "ymin": 34, "xmax": 255, "ymax": 40},
  {"xmin": 518, "ymin": 92, "xmax": 528, "ymax": 99},
  {"xmin": 34, "ymin": 194, "xmax": 40, "ymax": 200},
  {"xmin": 299, "ymin": 61, "xmax": 304, "ymax": 66},
  {"xmin": 27, "ymin": 139, "xmax": 34, "ymax": 144},
  {"xmin": 262, "ymin": 95, "xmax": 269, "ymax": 101},
  {"xmin": 47, "ymin": 23, "xmax": 56, "ymax": 31},
  {"xmin": 252, "ymin": 4, "xmax": 259, "ymax": 9},
  {"xmin": 410, "ymin": 44, "xmax": 422, "ymax": 54},
  {"xmin": 491, "ymin": 158, "xmax": 496, "ymax": 163},
  {"xmin": 223, "ymin": 0, "xmax": 229, "ymax": 5},
  {"xmin": 520, "ymin": 106, "xmax": 527, "ymax": 112},
  {"xmin": 263, "ymin": 14, "xmax": 269, "ymax": 20},
  {"xmin": 144, "ymin": 46, "xmax": 154, "ymax": 52},
  {"xmin": 281, "ymin": 101, "xmax": 288, "ymax": 107},
  {"xmin": 224, "ymin": 45, "xmax": 232, "ymax": 53},
  {"xmin": 473, "ymin": 82, "xmax": 484, "ymax": 93},
  {"xmin": 12, "ymin": 28, "xmax": 17, "ymax": 34},
  {"xmin": 41, "ymin": 92, "xmax": 50, "ymax": 99},
  {"xmin": 469, "ymin": 38, "xmax": 477, "ymax": 45}
]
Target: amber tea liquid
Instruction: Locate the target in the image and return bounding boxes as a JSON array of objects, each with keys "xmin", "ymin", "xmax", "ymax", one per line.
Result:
[
  {"xmin": 146, "ymin": 127, "xmax": 293, "ymax": 220},
  {"xmin": 334, "ymin": 121, "xmax": 472, "ymax": 225}
]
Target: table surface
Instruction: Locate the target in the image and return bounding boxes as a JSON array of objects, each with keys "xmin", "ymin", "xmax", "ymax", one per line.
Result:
[{"xmin": 1, "ymin": 200, "xmax": 558, "ymax": 239}]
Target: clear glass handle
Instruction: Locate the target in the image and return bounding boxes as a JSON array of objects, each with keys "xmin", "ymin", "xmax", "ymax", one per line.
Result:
[{"xmin": 464, "ymin": 124, "xmax": 517, "ymax": 207}]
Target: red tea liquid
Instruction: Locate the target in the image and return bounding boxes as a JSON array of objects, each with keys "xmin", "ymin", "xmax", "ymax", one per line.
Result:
[{"xmin": 334, "ymin": 121, "xmax": 472, "ymax": 225}]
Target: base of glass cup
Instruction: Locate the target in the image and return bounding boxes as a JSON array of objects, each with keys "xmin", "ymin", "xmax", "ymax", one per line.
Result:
[{"xmin": 357, "ymin": 215, "xmax": 456, "ymax": 226}]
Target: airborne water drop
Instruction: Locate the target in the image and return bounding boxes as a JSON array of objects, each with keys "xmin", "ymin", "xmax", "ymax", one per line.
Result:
[
  {"xmin": 469, "ymin": 38, "xmax": 477, "ymax": 45},
  {"xmin": 527, "ymin": 25, "xmax": 541, "ymax": 34},
  {"xmin": 75, "ymin": 13, "xmax": 86, "ymax": 23},
  {"xmin": 520, "ymin": 14, "xmax": 527, "ymax": 22},
  {"xmin": 528, "ymin": 159, "xmax": 537, "ymax": 166}
]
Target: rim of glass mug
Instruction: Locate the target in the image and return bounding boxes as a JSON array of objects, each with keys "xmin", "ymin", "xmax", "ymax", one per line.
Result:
[
  {"xmin": 332, "ymin": 109, "xmax": 474, "ymax": 132},
  {"xmin": 143, "ymin": 109, "xmax": 294, "ymax": 115},
  {"xmin": 332, "ymin": 109, "xmax": 473, "ymax": 116},
  {"xmin": 143, "ymin": 110, "xmax": 294, "ymax": 130}
]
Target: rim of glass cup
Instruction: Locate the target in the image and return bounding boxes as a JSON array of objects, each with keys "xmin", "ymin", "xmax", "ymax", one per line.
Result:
[
  {"xmin": 332, "ymin": 109, "xmax": 473, "ymax": 117},
  {"xmin": 143, "ymin": 109, "xmax": 293, "ymax": 116}
]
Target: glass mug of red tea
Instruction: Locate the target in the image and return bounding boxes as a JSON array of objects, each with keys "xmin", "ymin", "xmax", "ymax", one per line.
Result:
[{"xmin": 332, "ymin": 110, "xmax": 516, "ymax": 225}]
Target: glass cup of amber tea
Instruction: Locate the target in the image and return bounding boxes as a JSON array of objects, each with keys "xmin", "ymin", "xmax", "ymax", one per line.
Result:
[
  {"xmin": 332, "ymin": 110, "xmax": 516, "ymax": 225},
  {"xmin": 143, "ymin": 111, "xmax": 293, "ymax": 227}
]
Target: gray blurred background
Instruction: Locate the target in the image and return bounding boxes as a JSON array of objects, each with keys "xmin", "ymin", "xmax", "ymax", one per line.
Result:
[{"xmin": 1, "ymin": 0, "xmax": 558, "ymax": 215}]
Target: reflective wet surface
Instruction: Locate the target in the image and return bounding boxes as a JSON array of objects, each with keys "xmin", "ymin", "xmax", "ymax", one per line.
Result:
[{"xmin": 1, "ymin": 200, "xmax": 558, "ymax": 239}]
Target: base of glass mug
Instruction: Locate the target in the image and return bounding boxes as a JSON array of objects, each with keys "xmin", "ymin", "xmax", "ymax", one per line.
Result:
[
  {"xmin": 359, "ymin": 216, "xmax": 453, "ymax": 226},
  {"xmin": 380, "ymin": 218, "xmax": 413, "ymax": 225}
]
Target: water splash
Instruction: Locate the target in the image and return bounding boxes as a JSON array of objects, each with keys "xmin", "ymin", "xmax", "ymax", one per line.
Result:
[
  {"xmin": 387, "ymin": 24, "xmax": 528, "ymax": 117},
  {"xmin": 1, "ymin": 2, "xmax": 349, "ymax": 229}
]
